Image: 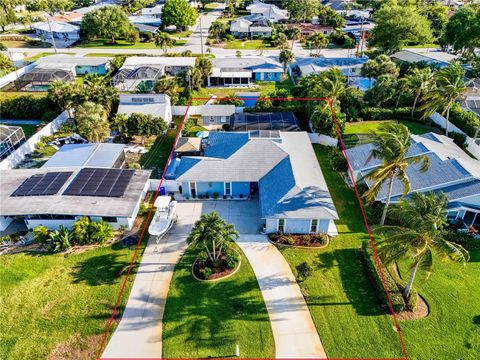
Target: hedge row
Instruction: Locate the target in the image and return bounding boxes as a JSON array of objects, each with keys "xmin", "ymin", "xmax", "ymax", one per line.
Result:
[
  {"xmin": 0, "ymin": 95, "xmax": 59, "ymax": 121},
  {"xmin": 449, "ymin": 103, "xmax": 479, "ymax": 138},
  {"xmin": 360, "ymin": 241, "xmax": 406, "ymax": 313},
  {"xmin": 358, "ymin": 107, "xmax": 420, "ymax": 121}
]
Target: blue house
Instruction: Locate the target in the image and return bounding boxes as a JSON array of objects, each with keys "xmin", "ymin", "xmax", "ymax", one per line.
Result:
[
  {"xmin": 345, "ymin": 132, "xmax": 480, "ymax": 228},
  {"xmin": 173, "ymin": 131, "xmax": 339, "ymax": 235},
  {"xmin": 208, "ymin": 57, "xmax": 283, "ymax": 87}
]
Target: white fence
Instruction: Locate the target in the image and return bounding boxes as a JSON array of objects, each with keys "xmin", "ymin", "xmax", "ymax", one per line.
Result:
[
  {"xmin": 430, "ymin": 112, "xmax": 480, "ymax": 159},
  {"xmin": 0, "ymin": 111, "xmax": 69, "ymax": 170},
  {"xmin": 308, "ymin": 133, "xmax": 338, "ymax": 147},
  {"xmin": 0, "ymin": 63, "xmax": 35, "ymax": 89},
  {"xmin": 148, "ymin": 179, "xmax": 179, "ymax": 193}
]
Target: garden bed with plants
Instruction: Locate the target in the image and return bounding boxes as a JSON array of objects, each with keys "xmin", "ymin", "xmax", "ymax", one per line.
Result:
[
  {"xmin": 268, "ymin": 233, "xmax": 329, "ymax": 248},
  {"xmin": 192, "ymin": 249, "xmax": 241, "ymax": 281}
]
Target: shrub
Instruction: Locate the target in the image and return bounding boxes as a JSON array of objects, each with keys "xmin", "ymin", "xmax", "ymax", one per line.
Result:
[
  {"xmin": 449, "ymin": 103, "xmax": 479, "ymax": 137},
  {"xmin": 72, "ymin": 217, "xmax": 113, "ymax": 245},
  {"xmin": 33, "ymin": 226, "xmax": 49, "ymax": 243},
  {"xmin": 360, "ymin": 241, "xmax": 406, "ymax": 312},
  {"xmin": 284, "ymin": 236, "xmax": 295, "ymax": 245},
  {"xmin": 213, "ymin": 192, "xmax": 219, "ymax": 199},
  {"xmin": 200, "ymin": 266, "xmax": 213, "ymax": 279},
  {"xmin": 197, "ymin": 250, "xmax": 209, "ymax": 263},
  {"xmin": 359, "ymin": 107, "xmax": 417, "ymax": 121},
  {"xmin": 296, "ymin": 261, "xmax": 313, "ymax": 282},
  {"xmin": 0, "ymin": 95, "xmax": 59, "ymax": 120},
  {"xmin": 225, "ymin": 249, "xmax": 240, "ymax": 269},
  {"xmin": 328, "ymin": 147, "xmax": 348, "ymax": 172},
  {"xmin": 48, "ymin": 225, "xmax": 72, "ymax": 253},
  {"xmin": 443, "ymin": 230, "xmax": 480, "ymax": 251},
  {"xmin": 448, "ymin": 131, "xmax": 467, "ymax": 148}
]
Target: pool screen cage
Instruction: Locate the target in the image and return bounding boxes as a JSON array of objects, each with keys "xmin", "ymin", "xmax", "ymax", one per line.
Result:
[
  {"xmin": 110, "ymin": 65, "xmax": 164, "ymax": 91},
  {"xmin": 13, "ymin": 68, "xmax": 75, "ymax": 91},
  {"xmin": 230, "ymin": 112, "xmax": 301, "ymax": 132}
]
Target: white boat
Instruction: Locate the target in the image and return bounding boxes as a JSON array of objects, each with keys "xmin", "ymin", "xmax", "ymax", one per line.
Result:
[{"xmin": 148, "ymin": 196, "xmax": 177, "ymax": 237}]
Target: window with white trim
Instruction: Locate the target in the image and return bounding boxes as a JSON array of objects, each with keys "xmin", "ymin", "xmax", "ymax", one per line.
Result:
[
  {"xmin": 310, "ymin": 219, "xmax": 318, "ymax": 233},
  {"xmin": 225, "ymin": 182, "xmax": 231, "ymax": 196},
  {"xmin": 278, "ymin": 218, "xmax": 285, "ymax": 233}
]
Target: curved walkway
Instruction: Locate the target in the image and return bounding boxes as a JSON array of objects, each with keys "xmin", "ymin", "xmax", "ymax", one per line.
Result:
[
  {"xmin": 101, "ymin": 202, "xmax": 203, "ymax": 359},
  {"xmin": 236, "ymin": 235, "xmax": 327, "ymax": 359}
]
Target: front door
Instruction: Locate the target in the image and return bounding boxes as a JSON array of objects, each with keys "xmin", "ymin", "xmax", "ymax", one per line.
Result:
[{"xmin": 189, "ymin": 182, "xmax": 196, "ymax": 198}]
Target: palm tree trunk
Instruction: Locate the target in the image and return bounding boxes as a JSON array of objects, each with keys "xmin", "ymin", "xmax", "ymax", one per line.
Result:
[
  {"xmin": 212, "ymin": 239, "xmax": 216, "ymax": 260},
  {"xmin": 403, "ymin": 260, "xmax": 419, "ymax": 299},
  {"xmin": 445, "ymin": 106, "xmax": 451, "ymax": 136},
  {"xmin": 204, "ymin": 245, "xmax": 214, "ymax": 262},
  {"xmin": 411, "ymin": 92, "xmax": 420, "ymax": 118},
  {"xmin": 291, "ymin": 39, "xmax": 294, "ymax": 51},
  {"xmin": 380, "ymin": 176, "xmax": 394, "ymax": 226}
]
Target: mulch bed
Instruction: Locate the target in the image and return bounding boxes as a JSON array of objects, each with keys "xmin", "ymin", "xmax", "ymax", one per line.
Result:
[
  {"xmin": 269, "ymin": 233, "xmax": 329, "ymax": 247},
  {"xmin": 397, "ymin": 294, "xmax": 429, "ymax": 320},
  {"xmin": 192, "ymin": 254, "xmax": 239, "ymax": 281}
]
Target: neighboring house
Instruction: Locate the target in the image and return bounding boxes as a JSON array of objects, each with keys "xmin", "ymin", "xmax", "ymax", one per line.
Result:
[
  {"xmin": 246, "ymin": 1, "xmax": 288, "ymax": 23},
  {"xmin": 117, "ymin": 94, "xmax": 172, "ymax": 124},
  {"xmin": 141, "ymin": 4, "xmax": 163, "ymax": 18},
  {"xmin": 34, "ymin": 55, "xmax": 111, "ymax": 75},
  {"xmin": 208, "ymin": 57, "xmax": 283, "ymax": 87},
  {"xmin": 200, "ymin": 105, "xmax": 236, "ymax": 129},
  {"xmin": 174, "ymin": 131, "xmax": 339, "ymax": 235},
  {"xmin": 175, "ymin": 137, "xmax": 202, "ymax": 157},
  {"xmin": 345, "ymin": 132, "xmax": 480, "ymax": 227},
  {"xmin": 286, "ymin": 23, "xmax": 334, "ymax": 38},
  {"xmin": 291, "ymin": 57, "xmax": 368, "ymax": 78},
  {"xmin": 13, "ymin": 63, "xmax": 75, "ymax": 91},
  {"xmin": 391, "ymin": 49, "xmax": 458, "ymax": 68},
  {"xmin": 128, "ymin": 15, "xmax": 162, "ymax": 27},
  {"xmin": 0, "ymin": 167, "xmax": 150, "ymax": 231},
  {"xmin": 111, "ymin": 56, "xmax": 195, "ymax": 91},
  {"xmin": 230, "ymin": 15, "xmax": 272, "ymax": 39},
  {"xmin": 42, "ymin": 143, "xmax": 126, "ymax": 169},
  {"xmin": 33, "ymin": 21, "xmax": 80, "ymax": 41},
  {"xmin": 0, "ymin": 125, "xmax": 26, "ymax": 161}
]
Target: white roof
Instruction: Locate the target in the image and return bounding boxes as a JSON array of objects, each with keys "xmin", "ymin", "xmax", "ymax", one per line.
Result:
[
  {"xmin": 43, "ymin": 143, "xmax": 125, "ymax": 169},
  {"xmin": 141, "ymin": 5, "xmax": 163, "ymax": 15},
  {"xmin": 35, "ymin": 55, "xmax": 112, "ymax": 67},
  {"xmin": 117, "ymin": 103, "xmax": 169, "ymax": 120},
  {"xmin": 121, "ymin": 56, "xmax": 196, "ymax": 69},
  {"xmin": 201, "ymin": 105, "xmax": 236, "ymax": 116},
  {"xmin": 33, "ymin": 21, "xmax": 80, "ymax": 33}
]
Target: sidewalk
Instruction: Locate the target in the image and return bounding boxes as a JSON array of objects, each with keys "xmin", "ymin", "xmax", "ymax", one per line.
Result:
[{"xmin": 236, "ymin": 234, "xmax": 327, "ymax": 359}]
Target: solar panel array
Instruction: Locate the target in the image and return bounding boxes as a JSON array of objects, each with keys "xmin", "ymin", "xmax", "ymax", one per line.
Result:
[
  {"xmin": 11, "ymin": 172, "xmax": 73, "ymax": 197},
  {"xmin": 230, "ymin": 112, "xmax": 301, "ymax": 132},
  {"xmin": 63, "ymin": 168, "xmax": 134, "ymax": 197}
]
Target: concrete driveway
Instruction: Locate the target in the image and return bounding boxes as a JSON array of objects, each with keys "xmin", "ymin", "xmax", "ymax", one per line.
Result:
[
  {"xmin": 237, "ymin": 235, "xmax": 327, "ymax": 359},
  {"xmin": 199, "ymin": 198, "xmax": 262, "ymax": 234},
  {"xmin": 101, "ymin": 202, "xmax": 203, "ymax": 359}
]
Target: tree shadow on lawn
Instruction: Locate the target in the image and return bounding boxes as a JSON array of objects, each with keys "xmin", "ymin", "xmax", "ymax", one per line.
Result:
[
  {"xmin": 70, "ymin": 247, "xmax": 136, "ymax": 286},
  {"xmin": 162, "ymin": 250, "xmax": 271, "ymax": 352},
  {"xmin": 311, "ymin": 248, "xmax": 385, "ymax": 317}
]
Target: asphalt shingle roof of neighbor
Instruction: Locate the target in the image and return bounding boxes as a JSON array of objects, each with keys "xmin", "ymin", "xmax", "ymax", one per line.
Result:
[
  {"xmin": 175, "ymin": 131, "xmax": 338, "ymax": 219},
  {"xmin": 0, "ymin": 168, "xmax": 151, "ymax": 217},
  {"xmin": 363, "ymin": 152, "xmax": 474, "ymax": 201}
]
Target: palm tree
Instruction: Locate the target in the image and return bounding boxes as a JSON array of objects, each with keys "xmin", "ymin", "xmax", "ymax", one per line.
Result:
[
  {"xmin": 363, "ymin": 123, "xmax": 430, "ymax": 225},
  {"xmin": 279, "ymin": 49, "xmax": 294, "ymax": 74},
  {"xmin": 420, "ymin": 62, "xmax": 467, "ymax": 136},
  {"xmin": 83, "ymin": 74, "xmax": 118, "ymax": 112},
  {"xmin": 317, "ymin": 67, "xmax": 347, "ymax": 106},
  {"xmin": 153, "ymin": 75, "xmax": 181, "ymax": 103},
  {"xmin": 187, "ymin": 212, "xmax": 239, "ymax": 262},
  {"xmin": 374, "ymin": 192, "xmax": 469, "ymax": 299},
  {"xmin": 48, "ymin": 80, "xmax": 83, "ymax": 118},
  {"xmin": 154, "ymin": 32, "xmax": 176, "ymax": 54},
  {"xmin": 74, "ymin": 101, "xmax": 110, "ymax": 142},
  {"xmin": 273, "ymin": 32, "xmax": 289, "ymax": 50},
  {"xmin": 289, "ymin": 27, "xmax": 301, "ymax": 51},
  {"xmin": 309, "ymin": 33, "xmax": 329, "ymax": 56},
  {"xmin": 209, "ymin": 21, "xmax": 226, "ymax": 43},
  {"xmin": 405, "ymin": 67, "xmax": 434, "ymax": 118}
]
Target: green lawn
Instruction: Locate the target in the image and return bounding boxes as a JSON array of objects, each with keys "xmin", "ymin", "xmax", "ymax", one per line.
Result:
[
  {"xmin": 162, "ymin": 245, "xmax": 275, "ymax": 358},
  {"xmin": 397, "ymin": 250, "xmax": 480, "ymax": 359},
  {"xmin": 223, "ymin": 39, "xmax": 276, "ymax": 50},
  {"xmin": 75, "ymin": 39, "xmax": 186, "ymax": 49},
  {"xmin": 0, "ymin": 243, "xmax": 142, "ymax": 360},
  {"xmin": 140, "ymin": 117, "xmax": 182, "ymax": 177},
  {"xmin": 19, "ymin": 123, "xmax": 39, "ymax": 137},
  {"xmin": 279, "ymin": 145, "xmax": 406, "ymax": 358},
  {"xmin": 25, "ymin": 52, "xmax": 75, "ymax": 62},
  {"xmin": 2, "ymin": 39, "xmax": 52, "ymax": 48},
  {"xmin": 344, "ymin": 120, "xmax": 436, "ymax": 135}
]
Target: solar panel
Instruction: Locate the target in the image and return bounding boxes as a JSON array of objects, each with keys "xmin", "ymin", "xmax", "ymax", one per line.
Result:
[
  {"xmin": 63, "ymin": 168, "xmax": 135, "ymax": 197},
  {"xmin": 11, "ymin": 172, "xmax": 73, "ymax": 197}
]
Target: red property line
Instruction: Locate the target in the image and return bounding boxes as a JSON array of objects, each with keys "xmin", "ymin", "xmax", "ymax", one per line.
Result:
[{"xmin": 96, "ymin": 97, "xmax": 409, "ymax": 360}]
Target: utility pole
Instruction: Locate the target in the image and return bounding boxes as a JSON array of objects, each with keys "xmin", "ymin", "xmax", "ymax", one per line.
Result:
[
  {"xmin": 46, "ymin": 17, "xmax": 58, "ymax": 53},
  {"xmin": 199, "ymin": 16, "xmax": 204, "ymax": 57}
]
